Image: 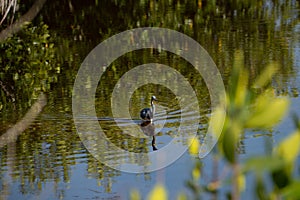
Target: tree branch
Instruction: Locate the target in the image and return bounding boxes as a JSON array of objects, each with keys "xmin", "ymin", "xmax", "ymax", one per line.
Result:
[{"xmin": 0, "ymin": 0, "xmax": 47, "ymax": 42}]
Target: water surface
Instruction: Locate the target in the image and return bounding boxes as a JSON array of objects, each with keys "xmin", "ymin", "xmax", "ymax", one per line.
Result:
[{"xmin": 1, "ymin": 1, "xmax": 300, "ymax": 199}]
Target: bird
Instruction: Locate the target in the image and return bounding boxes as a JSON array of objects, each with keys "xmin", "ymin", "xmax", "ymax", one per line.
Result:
[{"xmin": 140, "ymin": 96, "xmax": 157, "ymax": 122}]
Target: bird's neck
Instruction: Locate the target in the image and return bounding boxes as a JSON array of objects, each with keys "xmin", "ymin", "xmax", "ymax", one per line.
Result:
[{"xmin": 151, "ymin": 101, "xmax": 155, "ymax": 114}]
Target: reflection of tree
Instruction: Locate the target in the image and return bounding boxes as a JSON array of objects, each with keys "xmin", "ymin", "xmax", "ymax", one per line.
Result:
[
  {"xmin": 0, "ymin": 93, "xmax": 46, "ymax": 148},
  {"xmin": 0, "ymin": 93, "xmax": 46, "ymax": 198}
]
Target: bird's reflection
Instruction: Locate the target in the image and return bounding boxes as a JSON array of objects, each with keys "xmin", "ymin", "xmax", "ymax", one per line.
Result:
[{"xmin": 140, "ymin": 121, "xmax": 158, "ymax": 151}]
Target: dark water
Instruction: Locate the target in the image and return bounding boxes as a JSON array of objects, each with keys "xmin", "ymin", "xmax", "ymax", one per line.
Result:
[{"xmin": 1, "ymin": 0, "xmax": 300, "ymax": 199}]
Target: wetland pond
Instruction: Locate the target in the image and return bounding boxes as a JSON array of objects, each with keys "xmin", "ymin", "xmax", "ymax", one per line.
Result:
[{"xmin": 1, "ymin": 1, "xmax": 300, "ymax": 199}]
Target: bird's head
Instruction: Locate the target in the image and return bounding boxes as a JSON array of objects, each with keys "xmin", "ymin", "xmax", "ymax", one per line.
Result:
[
  {"xmin": 151, "ymin": 96, "xmax": 158, "ymax": 103},
  {"xmin": 151, "ymin": 96, "xmax": 157, "ymax": 101}
]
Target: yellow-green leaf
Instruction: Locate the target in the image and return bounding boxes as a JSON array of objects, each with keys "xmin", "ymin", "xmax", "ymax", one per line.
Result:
[
  {"xmin": 176, "ymin": 192, "xmax": 187, "ymax": 200},
  {"xmin": 130, "ymin": 189, "xmax": 141, "ymax": 200},
  {"xmin": 147, "ymin": 184, "xmax": 168, "ymax": 200},
  {"xmin": 237, "ymin": 174, "xmax": 246, "ymax": 192},
  {"xmin": 242, "ymin": 156, "xmax": 283, "ymax": 175},
  {"xmin": 189, "ymin": 137, "xmax": 199, "ymax": 155},
  {"xmin": 282, "ymin": 181, "xmax": 300, "ymax": 199},
  {"xmin": 246, "ymin": 96, "xmax": 289, "ymax": 128},
  {"xmin": 192, "ymin": 167, "xmax": 200, "ymax": 180},
  {"xmin": 275, "ymin": 130, "xmax": 300, "ymax": 164},
  {"xmin": 253, "ymin": 62, "xmax": 278, "ymax": 88},
  {"xmin": 234, "ymin": 69, "xmax": 248, "ymax": 107},
  {"xmin": 222, "ymin": 129, "xmax": 237, "ymax": 163},
  {"xmin": 211, "ymin": 104, "xmax": 226, "ymax": 138}
]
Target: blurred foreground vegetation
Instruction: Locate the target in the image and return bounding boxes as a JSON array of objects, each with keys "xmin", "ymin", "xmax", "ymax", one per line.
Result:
[{"xmin": 133, "ymin": 52, "xmax": 300, "ymax": 200}]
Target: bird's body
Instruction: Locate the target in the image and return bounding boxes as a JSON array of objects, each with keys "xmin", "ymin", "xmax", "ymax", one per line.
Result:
[
  {"xmin": 140, "ymin": 96, "xmax": 157, "ymax": 122},
  {"xmin": 140, "ymin": 121, "xmax": 158, "ymax": 151},
  {"xmin": 140, "ymin": 108, "xmax": 153, "ymax": 121}
]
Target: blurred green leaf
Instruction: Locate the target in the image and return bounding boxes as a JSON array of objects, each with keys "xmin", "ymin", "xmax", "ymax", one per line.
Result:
[
  {"xmin": 222, "ymin": 124, "xmax": 240, "ymax": 164},
  {"xmin": 282, "ymin": 181, "xmax": 300, "ymax": 199},
  {"xmin": 246, "ymin": 94, "xmax": 289, "ymax": 128},
  {"xmin": 275, "ymin": 130, "xmax": 300, "ymax": 164},
  {"xmin": 211, "ymin": 103, "xmax": 227, "ymax": 138},
  {"xmin": 237, "ymin": 173, "xmax": 246, "ymax": 193},
  {"xmin": 242, "ymin": 156, "xmax": 283, "ymax": 176},
  {"xmin": 176, "ymin": 192, "xmax": 187, "ymax": 200},
  {"xmin": 255, "ymin": 178, "xmax": 269, "ymax": 200},
  {"xmin": 192, "ymin": 161, "xmax": 201, "ymax": 181},
  {"xmin": 253, "ymin": 62, "xmax": 278, "ymax": 89}
]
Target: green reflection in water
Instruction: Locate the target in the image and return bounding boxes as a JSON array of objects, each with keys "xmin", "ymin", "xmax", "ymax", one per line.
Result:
[{"xmin": 0, "ymin": 0, "xmax": 299, "ymax": 199}]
